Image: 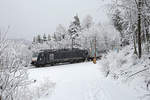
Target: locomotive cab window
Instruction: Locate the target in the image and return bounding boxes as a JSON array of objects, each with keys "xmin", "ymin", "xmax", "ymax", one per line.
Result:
[
  {"xmin": 32, "ymin": 52, "xmax": 39, "ymax": 58},
  {"xmin": 49, "ymin": 54, "xmax": 54, "ymax": 60},
  {"xmin": 38, "ymin": 53, "xmax": 44, "ymax": 61}
]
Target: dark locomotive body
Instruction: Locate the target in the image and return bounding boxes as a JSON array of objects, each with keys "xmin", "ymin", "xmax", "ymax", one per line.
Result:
[{"xmin": 31, "ymin": 48, "xmax": 89, "ymax": 67}]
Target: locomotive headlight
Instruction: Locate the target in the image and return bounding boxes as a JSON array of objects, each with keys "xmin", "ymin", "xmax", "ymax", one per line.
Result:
[{"xmin": 32, "ymin": 57, "xmax": 37, "ymax": 62}]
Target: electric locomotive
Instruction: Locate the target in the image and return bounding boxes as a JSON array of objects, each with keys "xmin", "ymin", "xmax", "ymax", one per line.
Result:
[{"xmin": 31, "ymin": 48, "xmax": 89, "ymax": 67}]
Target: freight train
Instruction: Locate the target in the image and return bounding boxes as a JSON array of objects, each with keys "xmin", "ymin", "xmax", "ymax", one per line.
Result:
[{"xmin": 31, "ymin": 48, "xmax": 100, "ymax": 67}]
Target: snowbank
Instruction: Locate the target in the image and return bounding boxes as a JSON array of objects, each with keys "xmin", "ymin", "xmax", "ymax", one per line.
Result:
[{"xmin": 99, "ymin": 45, "xmax": 150, "ymax": 100}]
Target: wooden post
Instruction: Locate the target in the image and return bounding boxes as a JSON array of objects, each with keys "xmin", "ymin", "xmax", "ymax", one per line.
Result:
[{"xmin": 93, "ymin": 36, "xmax": 96, "ymax": 64}]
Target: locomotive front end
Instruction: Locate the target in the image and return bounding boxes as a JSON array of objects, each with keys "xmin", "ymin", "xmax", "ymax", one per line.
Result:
[{"xmin": 31, "ymin": 52, "xmax": 39, "ymax": 65}]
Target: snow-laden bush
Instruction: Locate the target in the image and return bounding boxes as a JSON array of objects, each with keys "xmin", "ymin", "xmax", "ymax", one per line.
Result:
[
  {"xmin": 0, "ymin": 39, "xmax": 32, "ymax": 100},
  {"xmin": 99, "ymin": 45, "xmax": 139, "ymax": 79},
  {"xmin": 0, "ymin": 40, "xmax": 55, "ymax": 100},
  {"xmin": 99, "ymin": 45, "xmax": 150, "ymax": 99}
]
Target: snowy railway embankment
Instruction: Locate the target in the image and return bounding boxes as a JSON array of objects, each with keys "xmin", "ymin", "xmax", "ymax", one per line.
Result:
[{"xmin": 28, "ymin": 62, "xmax": 137, "ymax": 100}]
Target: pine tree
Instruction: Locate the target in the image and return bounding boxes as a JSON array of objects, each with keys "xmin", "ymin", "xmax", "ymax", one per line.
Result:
[
  {"xmin": 112, "ymin": 9, "xmax": 124, "ymax": 37},
  {"xmin": 48, "ymin": 34, "xmax": 51, "ymax": 41},
  {"xmin": 112, "ymin": 9, "xmax": 129, "ymax": 46},
  {"xmin": 68, "ymin": 14, "xmax": 81, "ymax": 49},
  {"xmin": 43, "ymin": 34, "xmax": 47, "ymax": 42},
  {"xmin": 33, "ymin": 36, "xmax": 36, "ymax": 43},
  {"xmin": 37, "ymin": 35, "xmax": 42, "ymax": 43},
  {"xmin": 53, "ymin": 33, "xmax": 57, "ymax": 41}
]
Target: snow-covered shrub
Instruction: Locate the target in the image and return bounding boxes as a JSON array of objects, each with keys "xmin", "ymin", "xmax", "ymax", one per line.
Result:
[
  {"xmin": 99, "ymin": 45, "xmax": 150, "ymax": 99},
  {"xmin": 0, "ymin": 39, "xmax": 32, "ymax": 100},
  {"xmin": 99, "ymin": 45, "xmax": 138, "ymax": 79}
]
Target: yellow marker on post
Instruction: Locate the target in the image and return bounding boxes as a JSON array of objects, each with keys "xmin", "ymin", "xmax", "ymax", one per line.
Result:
[
  {"xmin": 93, "ymin": 36, "xmax": 97, "ymax": 64},
  {"xmin": 93, "ymin": 57, "xmax": 96, "ymax": 64}
]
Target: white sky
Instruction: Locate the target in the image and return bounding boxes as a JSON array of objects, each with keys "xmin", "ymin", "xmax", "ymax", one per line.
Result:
[{"xmin": 0, "ymin": 0, "xmax": 110, "ymax": 41}]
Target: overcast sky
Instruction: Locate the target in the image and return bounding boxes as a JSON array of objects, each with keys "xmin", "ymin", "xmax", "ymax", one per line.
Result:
[{"xmin": 0, "ymin": 0, "xmax": 110, "ymax": 41}]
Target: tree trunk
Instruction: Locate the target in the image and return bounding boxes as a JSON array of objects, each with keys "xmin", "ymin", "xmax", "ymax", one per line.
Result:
[
  {"xmin": 72, "ymin": 38, "xmax": 73, "ymax": 49},
  {"xmin": 138, "ymin": 0, "xmax": 142, "ymax": 58},
  {"xmin": 134, "ymin": 35, "xmax": 138, "ymax": 55}
]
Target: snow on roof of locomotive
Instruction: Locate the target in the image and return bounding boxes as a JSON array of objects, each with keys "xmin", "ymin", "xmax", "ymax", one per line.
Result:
[{"xmin": 39, "ymin": 48, "xmax": 85, "ymax": 53}]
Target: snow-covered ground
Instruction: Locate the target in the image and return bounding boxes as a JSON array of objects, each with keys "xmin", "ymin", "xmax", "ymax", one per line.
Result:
[{"xmin": 28, "ymin": 62, "xmax": 138, "ymax": 100}]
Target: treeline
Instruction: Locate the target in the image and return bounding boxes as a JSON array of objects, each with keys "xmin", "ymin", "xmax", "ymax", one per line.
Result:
[
  {"xmin": 31, "ymin": 14, "xmax": 120, "ymax": 53},
  {"xmin": 32, "ymin": 14, "xmax": 82, "ymax": 48},
  {"xmin": 110, "ymin": 0, "xmax": 150, "ymax": 58}
]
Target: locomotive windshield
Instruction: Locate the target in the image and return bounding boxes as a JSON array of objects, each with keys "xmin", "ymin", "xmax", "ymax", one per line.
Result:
[
  {"xmin": 32, "ymin": 52, "xmax": 39, "ymax": 57},
  {"xmin": 31, "ymin": 52, "xmax": 39, "ymax": 65}
]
